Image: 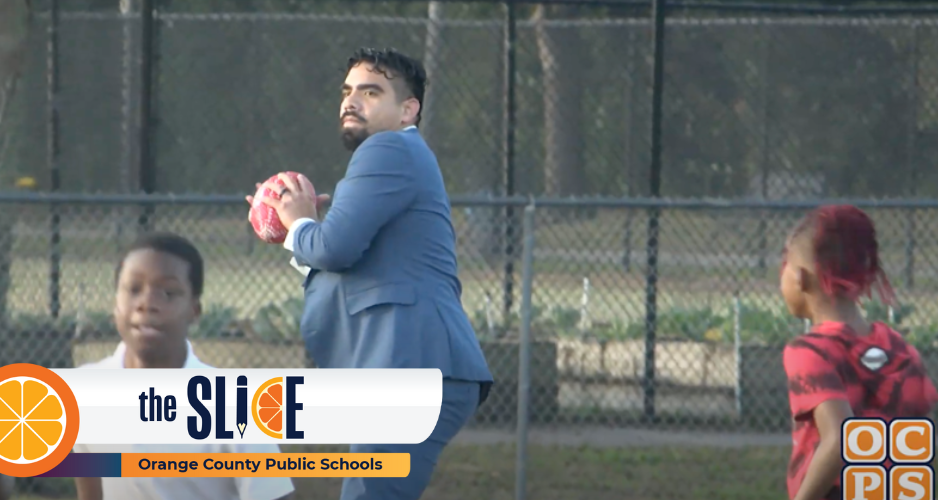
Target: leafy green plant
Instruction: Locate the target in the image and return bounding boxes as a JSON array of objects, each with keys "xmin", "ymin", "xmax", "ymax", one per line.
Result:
[
  {"xmin": 736, "ymin": 303, "xmax": 801, "ymax": 345},
  {"xmin": 469, "ymin": 301, "xmax": 815, "ymax": 346},
  {"xmin": 7, "ymin": 311, "xmax": 77, "ymax": 332},
  {"xmin": 525, "ymin": 305, "xmax": 546, "ymax": 327},
  {"xmin": 545, "ymin": 306, "xmax": 581, "ymax": 331},
  {"xmin": 77, "ymin": 310, "xmax": 119, "ymax": 339},
  {"xmin": 625, "ymin": 307, "xmax": 727, "ymax": 343},
  {"xmin": 864, "ymin": 301, "xmax": 915, "ymax": 326},
  {"xmin": 902, "ymin": 323, "xmax": 937, "ymax": 350},
  {"xmin": 251, "ymin": 297, "xmax": 304, "ymax": 342},
  {"xmin": 191, "ymin": 305, "xmax": 241, "ymax": 339},
  {"xmin": 5, "ymin": 310, "xmax": 119, "ymax": 340},
  {"xmin": 591, "ymin": 319, "xmax": 635, "ymax": 341},
  {"xmin": 470, "ymin": 306, "xmax": 507, "ymax": 340}
]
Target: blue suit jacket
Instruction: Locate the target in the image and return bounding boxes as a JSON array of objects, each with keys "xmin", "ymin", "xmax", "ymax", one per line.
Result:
[{"xmin": 288, "ymin": 127, "xmax": 494, "ymax": 388}]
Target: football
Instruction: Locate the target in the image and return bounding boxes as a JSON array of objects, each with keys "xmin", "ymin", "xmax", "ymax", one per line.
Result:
[{"xmin": 249, "ymin": 171, "xmax": 315, "ymax": 244}]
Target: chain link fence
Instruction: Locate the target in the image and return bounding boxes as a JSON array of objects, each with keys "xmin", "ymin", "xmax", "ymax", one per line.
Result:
[
  {"xmin": 5, "ymin": 0, "xmax": 938, "ymax": 499},
  {"xmin": 1, "ymin": 194, "xmax": 937, "ymax": 498},
  {"xmin": 7, "ymin": 2, "xmax": 938, "ymax": 198}
]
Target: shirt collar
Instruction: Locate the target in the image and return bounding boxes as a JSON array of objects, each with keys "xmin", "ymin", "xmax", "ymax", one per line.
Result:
[{"xmin": 111, "ymin": 339, "xmax": 207, "ymax": 368}]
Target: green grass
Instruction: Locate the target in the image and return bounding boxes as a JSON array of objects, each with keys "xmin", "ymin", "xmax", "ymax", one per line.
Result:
[
  {"xmin": 6, "ymin": 206, "xmax": 938, "ymax": 324},
  {"xmin": 5, "ymin": 253, "xmax": 791, "ymax": 323},
  {"xmin": 12, "ymin": 443, "xmax": 792, "ymax": 500},
  {"xmin": 8, "ymin": 253, "xmax": 938, "ymax": 340}
]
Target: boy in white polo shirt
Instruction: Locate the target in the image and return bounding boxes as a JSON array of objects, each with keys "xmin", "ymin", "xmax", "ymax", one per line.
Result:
[{"xmin": 72, "ymin": 232, "xmax": 295, "ymax": 500}]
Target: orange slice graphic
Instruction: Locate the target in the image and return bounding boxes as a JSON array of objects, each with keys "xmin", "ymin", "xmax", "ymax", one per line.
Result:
[
  {"xmin": 251, "ymin": 377, "xmax": 284, "ymax": 439},
  {"xmin": 0, "ymin": 364, "xmax": 79, "ymax": 478},
  {"xmin": 0, "ymin": 378, "xmax": 66, "ymax": 464}
]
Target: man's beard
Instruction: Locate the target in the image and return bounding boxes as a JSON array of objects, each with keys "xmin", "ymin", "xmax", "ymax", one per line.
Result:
[{"xmin": 340, "ymin": 125, "xmax": 369, "ymax": 152}]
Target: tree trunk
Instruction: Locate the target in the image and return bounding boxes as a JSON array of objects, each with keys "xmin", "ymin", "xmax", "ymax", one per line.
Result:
[
  {"xmin": 421, "ymin": 1, "xmax": 443, "ymax": 147},
  {"xmin": 534, "ymin": 4, "xmax": 586, "ymax": 201}
]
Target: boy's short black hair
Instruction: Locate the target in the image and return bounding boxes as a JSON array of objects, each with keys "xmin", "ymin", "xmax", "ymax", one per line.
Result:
[
  {"xmin": 114, "ymin": 232, "xmax": 204, "ymax": 298},
  {"xmin": 347, "ymin": 47, "xmax": 427, "ymax": 125}
]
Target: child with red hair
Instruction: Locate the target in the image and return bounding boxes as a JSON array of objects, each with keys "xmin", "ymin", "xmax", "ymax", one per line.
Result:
[{"xmin": 780, "ymin": 204, "xmax": 938, "ymax": 500}]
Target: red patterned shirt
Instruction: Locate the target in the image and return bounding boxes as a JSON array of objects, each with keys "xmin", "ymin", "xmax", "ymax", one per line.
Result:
[{"xmin": 783, "ymin": 321, "xmax": 938, "ymax": 500}]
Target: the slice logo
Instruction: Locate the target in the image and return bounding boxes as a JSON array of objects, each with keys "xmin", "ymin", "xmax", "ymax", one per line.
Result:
[
  {"xmin": 187, "ymin": 375, "xmax": 303, "ymax": 441},
  {"xmin": 841, "ymin": 418, "xmax": 935, "ymax": 500},
  {"xmin": 0, "ymin": 364, "xmax": 79, "ymax": 477}
]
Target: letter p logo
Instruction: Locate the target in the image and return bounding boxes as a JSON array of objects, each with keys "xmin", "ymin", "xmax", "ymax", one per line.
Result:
[{"xmin": 843, "ymin": 466, "xmax": 887, "ymax": 500}]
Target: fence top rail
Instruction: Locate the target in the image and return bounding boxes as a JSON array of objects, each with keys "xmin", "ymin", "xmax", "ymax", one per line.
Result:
[
  {"xmin": 3, "ymin": 192, "xmax": 938, "ymax": 210},
  {"xmin": 41, "ymin": 11, "xmax": 938, "ymax": 26},
  {"xmin": 37, "ymin": 0, "xmax": 938, "ymax": 16}
]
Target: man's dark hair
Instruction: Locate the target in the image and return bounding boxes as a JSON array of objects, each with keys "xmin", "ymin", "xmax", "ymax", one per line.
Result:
[
  {"xmin": 115, "ymin": 232, "xmax": 205, "ymax": 298},
  {"xmin": 347, "ymin": 47, "xmax": 427, "ymax": 126}
]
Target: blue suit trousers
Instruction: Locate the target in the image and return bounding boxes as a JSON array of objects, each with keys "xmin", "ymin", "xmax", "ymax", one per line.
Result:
[{"xmin": 339, "ymin": 379, "xmax": 480, "ymax": 500}]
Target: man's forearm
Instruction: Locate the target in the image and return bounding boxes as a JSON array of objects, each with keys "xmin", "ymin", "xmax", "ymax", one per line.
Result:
[
  {"xmin": 283, "ymin": 218, "xmax": 315, "ymax": 276},
  {"xmin": 794, "ymin": 439, "xmax": 843, "ymax": 500},
  {"xmin": 284, "ymin": 217, "xmax": 357, "ymax": 273}
]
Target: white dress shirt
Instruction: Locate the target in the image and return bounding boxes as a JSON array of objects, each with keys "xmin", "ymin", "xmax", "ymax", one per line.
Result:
[
  {"xmin": 284, "ymin": 125, "xmax": 418, "ymax": 277},
  {"xmin": 73, "ymin": 341, "xmax": 296, "ymax": 500}
]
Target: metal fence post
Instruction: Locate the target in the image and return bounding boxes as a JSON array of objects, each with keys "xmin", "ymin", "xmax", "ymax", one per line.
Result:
[
  {"xmin": 733, "ymin": 293, "xmax": 742, "ymax": 416},
  {"xmin": 622, "ymin": 28, "xmax": 637, "ymax": 272},
  {"xmin": 118, "ymin": 0, "xmax": 136, "ymax": 247},
  {"xmin": 904, "ymin": 23, "xmax": 920, "ymax": 290},
  {"xmin": 515, "ymin": 200, "xmax": 536, "ymax": 500},
  {"xmin": 501, "ymin": 0, "xmax": 517, "ymax": 328},
  {"xmin": 643, "ymin": 0, "xmax": 668, "ymax": 421},
  {"xmin": 138, "ymin": 0, "xmax": 157, "ymax": 232},
  {"xmin": 756, "ymin": 30, "xmax": 772, "ymax": 276},
  {"xmin": 47, "ymin": 0, "xmax": 62, "ymax": 319}
]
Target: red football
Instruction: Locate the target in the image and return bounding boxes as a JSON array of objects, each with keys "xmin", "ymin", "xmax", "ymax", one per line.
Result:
[{"xmin": 249, "ymin": 171, "xmax": 315, "ymax": 244}]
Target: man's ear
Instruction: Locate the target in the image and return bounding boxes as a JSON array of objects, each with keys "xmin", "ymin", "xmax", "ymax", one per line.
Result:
[{"xmin": 401, "ymin": 97, "xmax": 420, "ymax": 125}]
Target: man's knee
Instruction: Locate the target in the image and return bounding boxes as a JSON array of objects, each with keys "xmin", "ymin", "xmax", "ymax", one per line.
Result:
[
  {"xmin": 339, "ymin": 382, "xmax": 481, "ymax": 500},
  {"xmin": 341, "ymin": 442, "xmax": 440, "ymax": 500},
  {"xmin": 435, "ymin": 380, "xmax": 481, "ymax": 440}
]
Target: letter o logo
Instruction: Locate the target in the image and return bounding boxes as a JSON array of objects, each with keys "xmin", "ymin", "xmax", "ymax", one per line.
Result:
[
  {"xmin": 850, "ymin": 426, "xmax": 884, "ymax": 457},
  {"xmin": 843, "ymin": 419, "xmax": 888, "ymax": 463}
]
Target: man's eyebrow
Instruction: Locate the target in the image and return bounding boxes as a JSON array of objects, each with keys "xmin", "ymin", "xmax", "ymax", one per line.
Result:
[{"xmin": 342, "ymin": 83, "xmax": 385, "ymax": 92}]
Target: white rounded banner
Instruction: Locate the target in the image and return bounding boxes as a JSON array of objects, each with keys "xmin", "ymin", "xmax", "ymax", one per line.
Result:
[{"xmin": 49, "ymin": 369, "xmax": 443, "ymax": 445}]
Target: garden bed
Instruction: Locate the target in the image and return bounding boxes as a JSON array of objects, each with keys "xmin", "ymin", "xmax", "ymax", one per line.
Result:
[
  {"xmin": 10, "ymin": 297, "xmax": 935, "ymax": 432},
  {"xmin": 472, "ymin": 339, "xmax": 560, "ymax": 425},
  {"xmin": 556, "ymin": 338, "xmax": 736, "ymax": 387}
]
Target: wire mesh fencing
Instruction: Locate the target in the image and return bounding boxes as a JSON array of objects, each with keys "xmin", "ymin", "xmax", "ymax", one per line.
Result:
[
  {"xmin": 8, "ymin": 1, "xmax": 938, "ymax": 498},
  {"xmin": 2, "ymin": 194, "xmax": 938, "ymax": 498},
  {"xmin": 10, "ymin": 4, "xmax": 938, "ymax": 200}
]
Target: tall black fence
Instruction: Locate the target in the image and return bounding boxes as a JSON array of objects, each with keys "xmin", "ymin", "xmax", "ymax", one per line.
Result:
[
  {"xmin": 5, "ymin": 1, "xmax": 938, "ymax": 499},
  {"xmin": 6, "ymin": 1, "xmax": 938, "ymax": 199}
]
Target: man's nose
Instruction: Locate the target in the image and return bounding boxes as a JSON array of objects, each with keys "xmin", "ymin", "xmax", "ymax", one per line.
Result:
[{"xmin": 343, "ymin": 96, "xmax": 361, "ymax": 112}]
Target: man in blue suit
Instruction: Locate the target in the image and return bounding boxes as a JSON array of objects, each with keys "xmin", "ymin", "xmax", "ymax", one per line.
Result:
[{"xmin": 251, "ymin": 48, "xmax": 494, "ymax": 500}]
